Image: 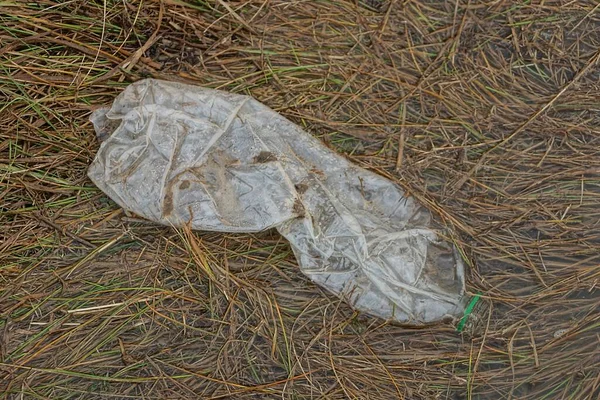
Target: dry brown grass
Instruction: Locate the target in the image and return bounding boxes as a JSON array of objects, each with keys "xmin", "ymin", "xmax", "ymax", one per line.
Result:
[{"xmin": 1, "ymin": 0, "xmax": 599, "ymax": 399}]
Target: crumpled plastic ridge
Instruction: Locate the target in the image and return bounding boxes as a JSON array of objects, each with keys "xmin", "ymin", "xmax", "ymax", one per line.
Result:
[{"xmin": 88, "ymin": 79, "xmax": 466, "ymax": 324}]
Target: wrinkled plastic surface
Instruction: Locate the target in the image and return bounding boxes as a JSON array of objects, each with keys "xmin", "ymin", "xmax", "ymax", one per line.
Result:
[{"xmin": 88, "ymin": 79, "xmax": 466, "ymax": 324}]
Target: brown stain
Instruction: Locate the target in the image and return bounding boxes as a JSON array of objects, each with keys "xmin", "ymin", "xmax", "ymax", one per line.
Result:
[
  {"xmin": 309, "ymin": 167, "xmax": 325, "ymax": 178},
  {"xmin": 293, "ymin": 198, "xmax": 305, "ymax": 217},
  {"xmin": 294, "ymin": 183, "xmax": 309, "ymax": 194},
  {"xmin": 253, "ymin": 151, "xmax": 278, "ymax": 163},
  {"xmin": 179, "ymin": 180, "xmax": 190, "ymax": 190},
  {"xmin": 163, "ymin": 193, "xmax": 174, "ymax": 216}
]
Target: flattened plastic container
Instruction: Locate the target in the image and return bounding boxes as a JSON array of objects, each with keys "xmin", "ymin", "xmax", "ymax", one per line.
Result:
[{"xmin": 88, "ymin": 79, "xmax": 466, "ymax": 324}]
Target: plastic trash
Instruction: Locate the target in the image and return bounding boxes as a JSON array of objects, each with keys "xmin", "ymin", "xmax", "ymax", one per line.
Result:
[{"xmin": 88, "ymin": 79, "xmax": 466, "ymax": 324}]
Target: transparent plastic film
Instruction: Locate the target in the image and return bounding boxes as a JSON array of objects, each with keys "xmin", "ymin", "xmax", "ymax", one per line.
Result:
[{"xmin": 88, "ymin": 79, "xmax": 466, "ymax": 324}]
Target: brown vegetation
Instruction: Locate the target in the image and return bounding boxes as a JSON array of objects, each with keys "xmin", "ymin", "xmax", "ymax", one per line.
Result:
[{"xmin": 1, "ymin": 1, "xmax": 599, "ymax": 398}]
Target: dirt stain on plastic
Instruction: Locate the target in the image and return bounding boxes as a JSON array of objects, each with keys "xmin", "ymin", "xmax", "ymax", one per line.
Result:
[
  {"xmin": 253, "ymin": 151, "xmax": 277, "ymax": 163},
  {"xmin": 179, "ymin": 180, "xmax": 190, "ymax": 190},
  {"xmin": 294, "ymin": 183, "xmax": 309, "ymax": 194}
]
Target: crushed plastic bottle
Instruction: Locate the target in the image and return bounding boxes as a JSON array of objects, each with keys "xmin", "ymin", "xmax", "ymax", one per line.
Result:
[{"xmin": 88, "ymin": 79, "xmax": 466, "ymax": 324}]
